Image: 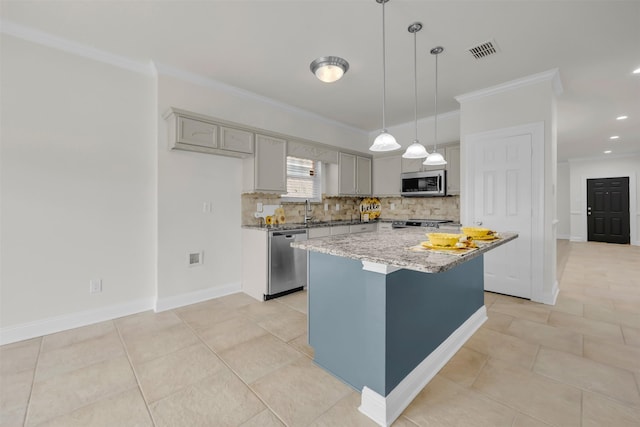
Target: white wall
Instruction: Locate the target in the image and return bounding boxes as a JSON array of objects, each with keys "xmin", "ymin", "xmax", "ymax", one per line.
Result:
[
  {"xmin": 1, "ymin": 35, "xmax": 157, "ymax": 340},
  {"xmin": 568, "ymin": 154, "xmax": 639, "ymax": 245},
  {"xmin": 0, "ymin": 32, "xmax": 372, "ymax": 342},
  {"xmin": 557, "ymin": 162, "xmax": 571, "ymax": 239}
]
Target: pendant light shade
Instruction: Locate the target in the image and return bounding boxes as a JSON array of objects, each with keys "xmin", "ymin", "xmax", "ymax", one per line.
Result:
[
  {"xmin": 370, "ymin": 0, "xmax": 400, "ymax": 152},
  {"xmin": 423, "ymin": 150, "xmax": 446, "ymax": 165},
  {"xmin": 424, "ymin": 46, "xmax": 447, "ymax": 166},
  {"xmin": 371, "ymin": 131, "xmax": 400, "ymax": 152},
  {"xmin": 403, "ymin": 22, "xmax": 429, "ymax": 159}
]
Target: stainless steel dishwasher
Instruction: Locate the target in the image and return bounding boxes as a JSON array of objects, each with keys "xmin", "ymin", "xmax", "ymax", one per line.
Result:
[{"xmin": 267, "ymin": 229, "xmax": 308, "ymax": 300}]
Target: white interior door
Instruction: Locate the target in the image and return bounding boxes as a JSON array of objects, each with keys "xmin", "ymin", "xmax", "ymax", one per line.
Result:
[{"xmin": 472, "ymin": 134, "xmax": 533, "ymax": 298}]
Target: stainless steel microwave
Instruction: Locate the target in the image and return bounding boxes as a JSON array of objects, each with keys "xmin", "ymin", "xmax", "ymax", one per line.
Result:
[{"xmin": 401, "ymin": 170, "xmax": 446, "ymax": 197}]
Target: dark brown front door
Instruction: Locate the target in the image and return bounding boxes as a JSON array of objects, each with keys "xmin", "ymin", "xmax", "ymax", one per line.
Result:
[{"xmin": 587, "ymin": 177, "xmax": 630, "ymax": 244}]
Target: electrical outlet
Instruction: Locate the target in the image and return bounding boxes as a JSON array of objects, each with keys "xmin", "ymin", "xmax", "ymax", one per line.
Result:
[
  {"xmin": 202, "ymin": 202, "xmax": 212, "ymax": 213},
  {"xmin": 336, "ymin": 203, "xmax": 340, "ymax": 211},
  {"xmin": 257, "ymin": 203, "xmax": 263, "ymax": 212},
  {"xmin": 390, "ymin": 203, "xmax": 395, "ymax": 210},
  {"xmin": 324, "ymin": 203, "xmax": 328, "ymax": 211},
  {"xmin": 89, "ymin": 279, "xmax": 102, "ymax": 294}
]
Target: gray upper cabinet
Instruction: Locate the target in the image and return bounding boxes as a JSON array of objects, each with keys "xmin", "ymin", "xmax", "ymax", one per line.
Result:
[
  {"xmin": 164, "ymin": 108, "xmax": 254, "ymax": 158},
  {"xmin": 338, "ymin": 152, "xmax": 372, "ymax": 196},
  {"xmin": 445, "ymin": 145, "xmax": 460, "ymax": 195},
  {"xmin": 356, "ymin": 156, "xmax": 372, "ymax": 195},
  {"xmin": 252, "ymin": 134, "xmax": 287, "ymax": 193},
  {"xmin": 177, "ymin": 117, "xmax": 218, "ymax": 148},
  {"xmin": 373, "ymin": 155, "xmax": 401, "ymax": 196},
  {"xmin": 219, "ymin": 126, "xmax": 254, "ymax": 154}
]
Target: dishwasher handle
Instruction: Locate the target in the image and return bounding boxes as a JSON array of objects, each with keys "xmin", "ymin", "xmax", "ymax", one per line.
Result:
[{"xmin": 270, "ymin": 230, "xmax": 308, "ymax": 238}]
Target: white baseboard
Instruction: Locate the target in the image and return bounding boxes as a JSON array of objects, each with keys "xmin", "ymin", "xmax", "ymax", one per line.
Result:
[
  {"xmin": 154, "ymin": 282, "xmax": 242, "ymax": 312},
  {"xmin": 358, "ymin": 306, "xmax": 487, "ymax": 427},
  {"xmin": 556, "ymin": 234, "xmax": 570, "ymax": 240},
  {"xmin": 570, "ymin": 236, "xmax": 586, "ymax": 242},
  {"xmin": 0, "ymin": 297, "xmax": 155, "ymax": 346}
]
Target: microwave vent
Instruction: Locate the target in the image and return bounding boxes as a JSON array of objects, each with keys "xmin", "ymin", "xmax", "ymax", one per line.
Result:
[{"xmin": 468, "ymin": 39, "xmax": 500, "ymax": 59}]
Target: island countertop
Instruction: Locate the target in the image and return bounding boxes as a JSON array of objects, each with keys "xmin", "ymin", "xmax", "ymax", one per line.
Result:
[{"xmin": 291, "ymin": 227, "xmax": 517, "ymax": 274}]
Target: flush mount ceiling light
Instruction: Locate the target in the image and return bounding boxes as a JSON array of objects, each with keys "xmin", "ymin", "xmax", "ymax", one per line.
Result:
[
  {"xmin": 310, "ymin": 56, "xmax": 349, "ymax": 83},
  {"xmin": 616, "ymin": 115, "xmax": 628, "ymax": 120},
  {"xmin": 370, "ymin": 0, "xmax": 400, "ymax": 152},
  {"xmin": 604, "ymin": 150, "xmax": 612, "ymax": 154},
  {"xmin": 423, "ymin": 46, "xmax": 447, "ymax": 166},
  {"xmin": 633, "ymin": 67, "xmax": 640, "ymax": 74},
  {"xmin": 610, "ymin": 135, "xmax": 620, "ymax": 140},
  {"xmin": 402, "ymin": 22, "xmax": 429, "ymax": 159}
]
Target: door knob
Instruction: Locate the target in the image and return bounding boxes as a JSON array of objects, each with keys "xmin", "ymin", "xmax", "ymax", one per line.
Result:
[{"xmin": 475, "ymin": 221, "xmax": 483, "ymax": 226}]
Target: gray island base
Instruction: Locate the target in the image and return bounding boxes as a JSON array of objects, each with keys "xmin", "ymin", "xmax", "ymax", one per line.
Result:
[{"xmin": 292, "ymin": 228, "xmax": 517, "ymax": 426}]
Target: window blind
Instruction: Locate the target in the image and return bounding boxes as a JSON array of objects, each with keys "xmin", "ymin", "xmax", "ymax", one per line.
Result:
[{"xmin": 283, "ymin": 156, "xmax": 322, "ymax": 202}]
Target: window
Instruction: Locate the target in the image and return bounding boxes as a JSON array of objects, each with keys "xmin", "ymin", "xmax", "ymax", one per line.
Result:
[{"xmin": 282, "ymin": 156, "xmax": 322, "ymax": 202}]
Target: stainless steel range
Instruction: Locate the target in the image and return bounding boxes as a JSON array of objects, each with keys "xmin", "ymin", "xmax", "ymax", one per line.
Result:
[{"xmin": 391, "ymin": 219, "xmax": 454, "ymax": 229}]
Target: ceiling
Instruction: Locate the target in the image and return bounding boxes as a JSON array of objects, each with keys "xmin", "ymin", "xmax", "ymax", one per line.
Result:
[{"xmin": 2, "ymin": 0, "xmax": 639, "ymax": 162}]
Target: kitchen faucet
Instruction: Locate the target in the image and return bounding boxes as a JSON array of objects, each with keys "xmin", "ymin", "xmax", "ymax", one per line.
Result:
[{"xmin": 304, "ymin": 199, "xmax": 314, "ymax": 225}]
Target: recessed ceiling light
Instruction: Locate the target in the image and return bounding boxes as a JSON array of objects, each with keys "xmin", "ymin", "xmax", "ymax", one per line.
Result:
[
  {"xmin": 609, "ymin": 135, "xmax": 620, "ymax": 140},
  {"xmin": 604, "ymin": 150, "xmax": 612, "ymax": 154},
  {"xmin": 616, "ymin": 115, "xmax": 628, "ymax": 120}
]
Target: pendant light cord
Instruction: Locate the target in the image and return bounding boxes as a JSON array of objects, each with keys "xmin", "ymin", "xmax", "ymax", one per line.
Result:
[
  {"xmin": 413, "ymin": 30, "xmax": 418, "ymax": 141},
  {"xmin": 433, "ymin": 51, "xmax": 438, "ymax": 150},
  {"xmin": 381, "ymin": 0, "xmax": 387, "ymax": 130}
]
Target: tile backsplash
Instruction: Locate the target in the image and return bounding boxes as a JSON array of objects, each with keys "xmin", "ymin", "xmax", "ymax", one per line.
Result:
[{"xmin": 241, "ymin": 193, "xmax": 460, "ymax": 225}]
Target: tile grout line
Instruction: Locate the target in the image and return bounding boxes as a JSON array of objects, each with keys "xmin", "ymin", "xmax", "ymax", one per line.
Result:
[
  {"xmin": 21, "ymin": 337, "xmax": 44, "ymax": 427},
  {"xmin": 175, "ymin": 307, "xmax": 299, "ymax": 426},
  {"xmin": 113, "ymin": 318, "xmax": 158, "ymax": 427}
]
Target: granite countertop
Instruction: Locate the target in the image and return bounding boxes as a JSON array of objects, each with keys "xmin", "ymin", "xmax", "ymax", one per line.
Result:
[
  {"xmin": 242, "ymin": 219, "xmax": 393, "ymax": 231},
  {"xmin": 291, "ymin": 227, "xmax": 518, "ymax": 274}
]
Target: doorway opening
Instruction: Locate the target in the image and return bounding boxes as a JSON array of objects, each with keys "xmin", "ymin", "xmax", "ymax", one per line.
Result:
[{"xmin": 587, "ymin": 177, "xmax": 630, "ymax": 244}]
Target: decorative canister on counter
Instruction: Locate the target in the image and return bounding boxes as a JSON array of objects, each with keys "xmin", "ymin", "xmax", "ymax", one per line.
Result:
[{"xmin": 359, "ymin": 197, "xmax": 381, "ymax": 221}]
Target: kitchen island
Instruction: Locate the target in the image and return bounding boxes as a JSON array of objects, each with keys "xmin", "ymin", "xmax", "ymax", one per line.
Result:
[{"xmin": 291, "ymin": 227, "xmax": 517, "ymax": 427}]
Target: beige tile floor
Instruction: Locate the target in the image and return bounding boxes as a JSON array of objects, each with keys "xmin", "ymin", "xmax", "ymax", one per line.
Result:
[{"xmin": 2, "ymin": 240, "xmax": 640, "ymax": 426}]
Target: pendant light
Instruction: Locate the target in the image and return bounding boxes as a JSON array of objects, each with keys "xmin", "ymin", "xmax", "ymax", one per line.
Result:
[
  {"xmin": 423, "ymin": 46, "xmax": 447, "ymax": 166},
  {"xmin": 369, "ymin": 0, "xmax": 400, "ymax": 152},
  {"xmin": 402, "ymin": 22, "xmax": 429, "ymax": 159}
]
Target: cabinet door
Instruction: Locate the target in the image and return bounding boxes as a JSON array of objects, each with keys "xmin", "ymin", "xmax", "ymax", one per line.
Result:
[
  {"xmin": 255, "ymin": 134, "xmax": 287, "ymax": 193},
  {"xmin": 178, "ymin": 117, "xmax": 218, "ymax": 148},
  {"xmin": 445, "ymin": 145, "xmax": 461, "ymax": 195},
  {"xmin": 220, "ymin": 126, "xmax": 254, "ymax": 154},
  {"xmin": 373, "ymin": 156, "xmax": 401, "ymax": 196},
  {"xmin": 349, "ymin": 223, "xmax": 376, "ymax": 233},
  {"xmin": 356, "ymin": 156, "xmax": 372, "ymax": 195},
  {"xmin": 308, "ymin": 227, "xmax": 331, "ymax": 239},
  {"xmin": 401, "ymin": 157, "xmax": 423, "ymax": 173},
  {"xmin": 331, "ymin": 225, "xmax": 350, "ymax": 235},
  {"xmin": 338, "ymin": 152, "xmax": 357, "ymax": 195}
]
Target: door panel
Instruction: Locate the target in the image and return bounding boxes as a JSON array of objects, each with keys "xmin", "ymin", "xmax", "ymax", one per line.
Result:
[
  {"xmin": 587, "ymin": 177, "xmax": 630, "ymax": 244},
  {"xmin": 473, "ymin": 134, "xmax": 532, "ymax": 299}
]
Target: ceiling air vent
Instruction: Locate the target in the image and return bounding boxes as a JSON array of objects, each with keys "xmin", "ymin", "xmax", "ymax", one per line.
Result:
[{"xmin": 468, "ymin": 39, "xmax": 500, "ymax": 59}]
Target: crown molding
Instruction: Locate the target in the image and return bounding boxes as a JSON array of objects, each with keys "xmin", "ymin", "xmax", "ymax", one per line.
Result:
[
  {"xmin": 455, "ymin": 68, "xmax": 563, "ymax": 103},
  {"xmin": 1, "ymin": 19, "xmax": 155, "ymax": 75},
  {"xmin": 152, "ymin": 62, "xmax": 367, "ymax": 136},
  {"xmin": 1, "ymin": 19, "xmax": 367, "ymax": 136}
]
